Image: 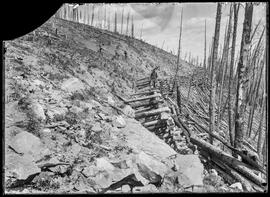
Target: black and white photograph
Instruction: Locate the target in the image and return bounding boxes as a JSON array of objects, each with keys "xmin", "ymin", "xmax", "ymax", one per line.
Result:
[{"xmin": 3, "ymin": 2, "xmax": 268, "ymax": 194}]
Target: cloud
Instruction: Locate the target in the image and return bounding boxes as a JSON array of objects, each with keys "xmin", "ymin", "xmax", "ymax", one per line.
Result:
[{"xmin": 130, "ymin": 3, "xmax": 175, "ymax": 30}]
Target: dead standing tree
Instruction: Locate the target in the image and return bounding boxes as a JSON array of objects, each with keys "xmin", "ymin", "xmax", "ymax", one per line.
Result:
[
  {"xmin": 114, "ymin": 11, "xmax": 117, "ymax": 33},
  {"xmin": 228, "ymin": 3, "xmax": 240, "ymax": 146},
  {"xmin": 216, "ymin": 4, "xmax": 233, "ymax": 136},
  {"xmin": 91, "ymin": 4, "xmax": 95, "ymax": 26},
  {"xmin": 209, "ymin": 3, "xmax": 222, "ymax": 144},
  {"xmin": 172, "ymin": 8, "xmax": 183, "ymax": 91},
  {"xmin": 126, "ymin": 12, "xmax": 130, "ymax": 36},
  {"xmin": 121, "ymin": 8, "xmax": 124, "ymax": 34},
  {"xmin": 204, "ymin": 19, "xmax": 207, "ymax": 69},
  {"xmin": 234, "ymin": 2, "xmax": 253, "ymax": 152}
]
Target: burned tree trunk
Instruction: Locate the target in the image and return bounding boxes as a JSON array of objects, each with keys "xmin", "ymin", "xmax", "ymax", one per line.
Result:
[
  {"xmin": 172, "ymin": 8, "xmax": 183, "ymax": 90},
  {"xmin": 204, "ymin": 19, "xmax": 207, "ymax": 69},
  {"xmin": 114, "ymin": 11, "xmax": 117, "ymax": 33},
  {"xmin": 209, "ymin": 2, "xmax": 222, "ymax": 144},
  {"xmin": 121, "ymin": 8, "xmax": 124, "ymax": 34},
  {"xmin": 228, "ymin": 3, "xmax": 240, "ymax": 147},
  {"xmin": 217, "ymin": 4, "xmax": 233, "ymax": 134},
  {"xmin": 234, "ymin": 2, "xmax": 253, "ymax": 151}
]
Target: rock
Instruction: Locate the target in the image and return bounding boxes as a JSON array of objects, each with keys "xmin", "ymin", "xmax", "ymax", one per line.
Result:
[
  {"xmin": 77, "ymin": 129, "xmax": 86, "ymax": 139},
  {"xmin": 136, "ymin": 151, "xmax": 168, "ymax": 184},
  {"xmin": 96, "ymin": 158, "xmax": 115, "ymax": 171},
  {"xmin": 122, "ymin": 185, "xmax": 131, "ymax": 193},
  {"xmin": 30, "ymin": 102, "xmax": 46, "ymax": 121},
  {"xmin": 92, "ymin": 122, "xmax": 102, "ymax": 132},
  {"xmin": 61, "ymin": 77, "xmax": 85, "ymax": 93},
  {"xmin": 111, "ymin": 160, "xmax": 129, "ymax": 169},
  {"xmin": 42, "ymin": 128, "xmax": 51, "ymax": 133},
  {"xmin": 32, "ymin": 79, "xmax": 45, "ymax": 88},
  {"xmin": 11, "ymin": 131, "xmax": 44, "ymax": 157},
  {"xmin": 209, "ymin": 169, "xmax": 218, "ymax": 176},
  {"xmin": 70, "ymin": 143, "xmax": 81, "ymax": 155},
  {"xmin": 107, "ymin": 95, "xmax": 115, "ymax": 105},
  {"xmin": 229, "ymin": 182, "xmax": 243, "ymax": 191},
  {"xmin": 47, "ymin": 107, "xmax": 68, "ymax": 120},
  {"xmin": 174, "ymin": 155, "xmax": 204, "ymax": 186},
  {"xmin": 6, "ymin": 154, "xmax": 41, "ymax": 180},
  {"xmin": 113, "ymin": 116, "xmax": 126, "ymax": 128},
  {"xmin": 160, "ymin": 112, "xmax": 170, "ymax": 120},
  {"xmin": 82, "ymin": 166, "xmax": 99, "ymax": 177},
  {"xmin": 70, "ymin": 106, "xmax": 83, "ymax": 114},
  {"xmin": 122, "ymin": 105, "xmax": 135, "ymax": 118},
  {"xmin": 133, "ymin": 184, "xmax": 159, "ymax": 193},
  {"xmin": 81, "ymin": 102, "xmax": 94, "ymax": 110}
]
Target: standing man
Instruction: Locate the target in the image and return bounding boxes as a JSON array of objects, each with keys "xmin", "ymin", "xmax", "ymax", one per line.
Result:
[
  {"xmin": 124, "ymin": 51, "xmax": 127, "ymax": 60},
  {"xmin": 150, "ymin": 67, "xmax": 159, "ymax": 88}
]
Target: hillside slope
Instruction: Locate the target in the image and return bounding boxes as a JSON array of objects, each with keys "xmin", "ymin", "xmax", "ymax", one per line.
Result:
[{"xmin": 4, "ymin": 17, "xmax": 235, "ymax": 193}]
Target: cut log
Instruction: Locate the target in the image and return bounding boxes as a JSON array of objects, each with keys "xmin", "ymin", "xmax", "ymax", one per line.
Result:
[
  {"xmin": 135, "ymin": 107, "xmax": 170, "ymax": 119},
  {"xmin": 143, "ymin": 120, "xmax": 160, "ymax": 127},
  {"xmin": 146, "ymin": 124, "xmax": 167, "ymax": 131},
  {"xmin": 136, "ymin": 77, "xmax": 150, "ymax": 82},
  {"xmin": 131, "ymin": 100, "xmax": 163, "ymax": 109},
  {"xmin": 136, "ymin": 81, "xmax": 150, "ymax": 87},
  {"xmin": 135, "ymin": 107, "xmax": 156, "ymax": 114},
  {"xmin": 126, "ymin": 94, "xmax": 161, "ymax": 103},
  {"xmin": 131, "ymin": 90, "xmax": 160, "ymax": 96}
]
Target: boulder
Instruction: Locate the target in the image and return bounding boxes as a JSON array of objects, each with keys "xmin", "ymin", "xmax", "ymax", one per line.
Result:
[
  {"xmin": 133, "ymin": 184, "xmax": 159, "ymax": 193},
  {"xmin": 122, "ymin": 105, "xmax": 135, "ymax": 118},
  {"xmin": 113, "ymin": 116, "xmax": 126, "ymax": 128},
  {"xmin": 42, "ymin": 128, "xmax": 51, "ymax": 134},
  {"xmin": 122, "ymin": 185, "xmax": 131, "ymax": 193},
  {"xmin": 11, "ymin": 131, "xmax": 44, "ymax": 158},
  {"xmin": 61, "ymin": 77, "xmax": 85, "ymax": 93},
  {"xmin": 209, "ymin": 169, "xmax": 218, "ymax": 176},
  {"xmin": 6, "ymin": 154, "xmax": 41, "ymax": 180},
  {"xmin": 30, "ymin": 102, "xmax": 46, "ymax": 121},
  {"xmin": 92, "ymin": 122, "xmax": 102, "ymax": 132},
  {"xmin": 174, "ymin": 154, "xmax": 204, "ymax": 186},
  {"xmin": 107, "ymin": 95, "xmax": 115, "ymax": 105},
  {"xmin": 70, "ymin": 106, "xmax": 84, "ymax": 114},
  {"xmin": 82, "ymin": 166, "xmax": 99, "ymax": 177},
  {"xmin": 70, "ymin": 143, "xmax": 81, "ymax": 155},
  {"xmin": 47, "ymin": 107, "xmax": 68, "ymax": 120},
  {"xmin": 96, "ymin": 158, "xmax": 115, "ymax": 171},
  {"xmin": 229, "ymin": 182, "xmax": 243, "ymax": 191},
  {"xmin": 135, "ymin": 151, "xmax": 168, "ymax": 183},
  {"xmin": 160, "ymin": 112, "xmax": 170, "ymax": 120}
]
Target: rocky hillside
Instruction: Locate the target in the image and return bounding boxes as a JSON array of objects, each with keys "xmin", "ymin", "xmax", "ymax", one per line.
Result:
[{"xmin": 4, "ymin": 17, "xmax": 242, "ymax": 193}]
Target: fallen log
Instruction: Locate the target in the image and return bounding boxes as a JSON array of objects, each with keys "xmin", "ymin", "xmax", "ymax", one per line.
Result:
[
  {"xmin": 188, "ymin": 116, "xmax": 266, "ymax": 174},
  {"xmin": 135, "ymin": 107, "xmax": 171, "ymax": 119},
  {"xmin": 126, "ymin": 93, "xmax": 161, "ymax": 103},
  {"xmin": 190, "ymin": 136, "xmax": 266, "ymax": 187},
  {"xmin": 172, "ymin": 115, "xmax": 266, "ymax": 187}
]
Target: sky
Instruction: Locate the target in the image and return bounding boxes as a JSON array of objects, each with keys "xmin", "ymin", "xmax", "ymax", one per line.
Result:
[{"xmin": 59, "ymin": 3, "xmax": 266, "ymax": 64}]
